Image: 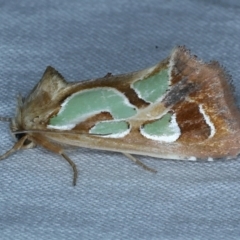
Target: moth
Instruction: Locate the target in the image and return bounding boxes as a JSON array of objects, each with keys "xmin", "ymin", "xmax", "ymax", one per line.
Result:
[{"xmin": 1, "ymin": 46, "xmax": 240, "ymax": 185}]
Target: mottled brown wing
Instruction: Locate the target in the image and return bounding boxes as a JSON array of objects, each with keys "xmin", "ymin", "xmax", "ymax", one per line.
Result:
[{"xmin": 36, "ymin": 47, "xmax": 240, "ymax": 160}]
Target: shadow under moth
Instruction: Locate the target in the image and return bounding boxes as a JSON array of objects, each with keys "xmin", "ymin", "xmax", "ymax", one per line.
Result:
[{"xmin": 1, "ymin": 46, "xmax": 240, "ymax": 185}]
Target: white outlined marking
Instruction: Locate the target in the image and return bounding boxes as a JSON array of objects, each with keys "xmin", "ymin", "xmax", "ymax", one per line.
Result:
[
  {"xmin": 199, "ymin": 104, "xmax": 216, "ymax": 138},
  {"xmin": 140, "ymin": 113, "xmax": 181, "ymax": 142}
]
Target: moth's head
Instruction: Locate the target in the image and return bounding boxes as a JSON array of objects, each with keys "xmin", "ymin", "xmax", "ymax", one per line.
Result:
[
  {"xmin": 10, "ymin": 117, "xmax": 36, "ymax": 150},
  {"xmin": 0, "ymin": 116, "xmax": 36, "ymax": 162}
]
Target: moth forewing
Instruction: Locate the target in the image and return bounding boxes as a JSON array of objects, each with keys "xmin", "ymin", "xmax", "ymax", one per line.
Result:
[{"xmin": 1, "ymin": 46, "xmax": 240, "ymax": 185}]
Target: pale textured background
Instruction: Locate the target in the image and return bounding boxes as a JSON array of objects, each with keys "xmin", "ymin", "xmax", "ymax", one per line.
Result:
[{"xmin": 0, "ymin": 1, "xmax": 240, "ymax": 239}]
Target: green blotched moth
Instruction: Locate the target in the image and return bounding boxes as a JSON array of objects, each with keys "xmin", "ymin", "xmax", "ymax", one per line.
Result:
[{"xmin": 1, "ymin": 46, "xmax": 240, "ymax": 185}]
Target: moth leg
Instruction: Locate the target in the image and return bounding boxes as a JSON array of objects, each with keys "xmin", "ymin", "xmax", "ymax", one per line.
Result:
[
  {"xmin": 122, "ymin": 152, "xmax": 157, "ymax": 173},
  {"xmin": 61, "ymin": 153, "xmax": 78, "ymax": 186},
  {"xmin": 31, "ymin": 134, "xmax": 78, "ymax": 186},
  {"xmin": 0, "ymin": 135, "xmax": 28, "ymax": 160}
]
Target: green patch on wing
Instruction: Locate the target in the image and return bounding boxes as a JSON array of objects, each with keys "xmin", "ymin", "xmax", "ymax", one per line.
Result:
[
  {"xmin": 132, "ymin": 68, "xmax": 169, "ymax": 103},
  {"xmin": 49, "ymin": 88, "xmax": 137, "ymax": 129},
  {"xmin": 141, "ymin": 113, "xmax": 180, "ymax": 142}
]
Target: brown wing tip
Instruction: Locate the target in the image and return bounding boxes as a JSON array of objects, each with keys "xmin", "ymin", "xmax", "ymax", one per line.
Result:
[
  {"xmin": 170, "ymin": 46, "xmax": 240, "ymax": 130},
  {"xmin": 171, "ymin": 46, "xmax": 233, "ymax": 86}
]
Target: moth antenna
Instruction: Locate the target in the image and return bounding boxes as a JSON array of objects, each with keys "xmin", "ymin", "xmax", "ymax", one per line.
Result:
[
  {"xmin": 0, "ymin": 117, "xmax": 11, "ymax": 122},
  {"xmin": 0, "ymin": 135, "xmax": 27, "ymax": 161},
  {"xmin": 122, "ymin": 152, "xmax": 157, "ymax": 173}
]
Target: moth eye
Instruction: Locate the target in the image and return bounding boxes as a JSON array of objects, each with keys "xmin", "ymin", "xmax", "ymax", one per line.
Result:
[
  {"xmin": 15, "ymin": 133, "xmax": 32, "ymax": 146},
  {"xmin": 15, "ymin": 133, "xmax": 26, "ymax": 141}
]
